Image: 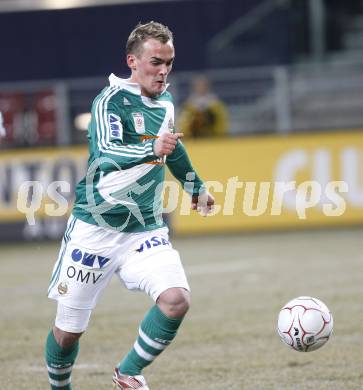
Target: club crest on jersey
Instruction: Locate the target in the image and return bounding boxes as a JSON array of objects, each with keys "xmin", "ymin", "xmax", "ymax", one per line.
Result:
[
  {"xmin": 132, "ymin": 112, "xmax": 145, "ymax": 134},
  {"xmin": 108, "ymin": 113, "xmax": 123, "ymax": 140},
  {"xmin": 57, "ymin": 282, "xmax": 68, "ymax": 295}
]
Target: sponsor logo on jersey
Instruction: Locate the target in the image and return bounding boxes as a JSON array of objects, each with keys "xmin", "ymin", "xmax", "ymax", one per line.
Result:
[
  {"xmin": 71, "ymin": 248, "xmax": 110, "ymax": 269},
  {"xmin": 135, "ymin": 236, "xmax": 170, "ymax": 253},
  {"xmin": 131, "ymin": 112, "xmax": 145, "ymax": 134},
  {"xmin": 66, "ymin": 266, "xmax": 103, "ymax": 284},
  {"xmin": 108, "ymin": 113, "xmax": 123, "ymax": 140}
]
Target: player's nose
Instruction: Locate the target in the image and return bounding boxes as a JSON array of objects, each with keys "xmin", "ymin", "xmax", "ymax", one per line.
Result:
[{"xmin": 159, "ymin": 63, "xmax": 169, "ymax": 76}]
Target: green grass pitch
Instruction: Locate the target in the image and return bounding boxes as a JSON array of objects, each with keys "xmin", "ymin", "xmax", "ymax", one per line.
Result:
[{"xmin": 1, "ymin": 227, "xmax": 363, "ymax": 389}]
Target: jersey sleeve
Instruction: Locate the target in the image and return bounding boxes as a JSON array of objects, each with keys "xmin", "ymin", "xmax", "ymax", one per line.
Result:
[
  {"xmin": 166, "ymin": 140, "xmax": 205, "ymax": 195},
  {"xmin": 90, "ymin": 89, "xmax": 157, "ymax": 171}
]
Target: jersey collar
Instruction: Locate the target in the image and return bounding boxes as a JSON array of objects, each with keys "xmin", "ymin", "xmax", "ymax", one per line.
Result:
[{"xmin": 108, "ymin": 73, "xmax": 170, "ymax": 96}]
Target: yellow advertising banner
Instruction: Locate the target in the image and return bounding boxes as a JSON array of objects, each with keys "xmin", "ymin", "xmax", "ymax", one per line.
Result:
[
  {"xmin": 0, "ymin": 146, "xmax": 88, "ymax": 222},
  {"xmin": 0, "ymin": 131, "xmax": 363, "ymax": 235},
  {"xmin": 170, "ymin": 131, "xmax": 363, "ymax": 234}
]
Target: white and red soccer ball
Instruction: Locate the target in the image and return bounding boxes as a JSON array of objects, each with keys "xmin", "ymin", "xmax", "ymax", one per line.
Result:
[{"xmin": 277, "ymin": 296, "xmax": 333, "ymax": 352}]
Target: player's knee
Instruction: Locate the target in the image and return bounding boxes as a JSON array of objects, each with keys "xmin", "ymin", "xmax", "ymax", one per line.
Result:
[
  {"xmin": 157, "ymin": 288, "xmax": 191, "ymax": 318},
  {"xmin": 53, "ymin": 326, "xmax": 83, "ymax": 350}
]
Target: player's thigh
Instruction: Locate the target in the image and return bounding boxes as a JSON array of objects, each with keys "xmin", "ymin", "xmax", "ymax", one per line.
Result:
[
  {"xmin": 118, "ymin": 229, "xmax": 190, "ymax": 302},
  {"xmin": 48, "ymin": 217, "xmax": 121, "ymax": 310},
  {"xmin": 55, "ymin": 303, "xmax": 92, "ymax": 333}
]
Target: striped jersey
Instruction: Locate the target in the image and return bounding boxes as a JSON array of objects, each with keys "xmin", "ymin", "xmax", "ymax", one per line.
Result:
[{"xmin": 72, "ymin": 74, "xmax": 204, "ymax": 232}]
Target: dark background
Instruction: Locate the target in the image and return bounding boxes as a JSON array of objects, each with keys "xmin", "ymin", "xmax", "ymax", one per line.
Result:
[{"xmin": 0, "ymin": 0, "xmax": 293, "ymax": 81}]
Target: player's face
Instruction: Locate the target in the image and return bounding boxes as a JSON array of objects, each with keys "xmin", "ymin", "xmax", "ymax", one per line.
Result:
[{"xmin": 128, "ymin": 38, "xmax": 175, "ymax": 97}]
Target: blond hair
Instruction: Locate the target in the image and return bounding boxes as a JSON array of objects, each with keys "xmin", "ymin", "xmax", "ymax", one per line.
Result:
[{"xmin": 126, "ymin": 21, "xmax": 173, "ymax": 56}]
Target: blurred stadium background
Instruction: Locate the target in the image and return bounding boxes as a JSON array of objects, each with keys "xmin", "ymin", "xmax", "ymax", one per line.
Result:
[{"xmin": 1, "ymin": 1, "xmax": 363, "ymax": 389}]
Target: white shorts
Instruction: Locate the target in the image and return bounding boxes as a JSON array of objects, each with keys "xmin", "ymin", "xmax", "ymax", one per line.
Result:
[{"xmin": 48, "ymin": 216, "xmax": 190, "ymax": 311}]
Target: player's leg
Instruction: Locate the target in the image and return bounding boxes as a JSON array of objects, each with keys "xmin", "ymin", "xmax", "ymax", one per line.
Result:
[
  {"xmin": 114, "ymin": 228, "xmax": 190, "ymax": 387},
  {"xmin": 45, "ymin": 304, "xmax": 90, "ymax": 390},
  {"xmin": 157, "ymin": 286, "xmax": 191, "ymax": 318},
  {"xmin": 117, "ymin": 287, "xmax": 190, "ymax": 377},
  {"xmin": 46, "ymin": 217, "xmax": 121, "ymax": 389}
]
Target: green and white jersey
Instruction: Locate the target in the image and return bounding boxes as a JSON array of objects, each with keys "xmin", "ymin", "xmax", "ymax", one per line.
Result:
[{"xmin": 73, "ymin": 74, "xmax": 205, "ymax": 232}]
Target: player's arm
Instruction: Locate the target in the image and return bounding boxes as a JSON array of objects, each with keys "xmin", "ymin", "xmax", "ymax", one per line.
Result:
[
  {"xmin": 166, "ymin": 140, "xmax": 214, "ymax": 215},
  {"xmin": 93, "ymin": 96, "xmax": 186, "ymax": 171}
]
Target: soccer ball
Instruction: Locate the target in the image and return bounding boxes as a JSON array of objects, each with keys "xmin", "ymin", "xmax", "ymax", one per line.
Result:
[{"xmin": 277, "ymin": 296, "xmax": 333, "ymax": 352}]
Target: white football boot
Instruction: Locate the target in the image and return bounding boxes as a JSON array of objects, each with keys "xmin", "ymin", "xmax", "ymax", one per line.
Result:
[{"xmin": 112, "ymin": 368, "xmax": 150, "ymax": 390}]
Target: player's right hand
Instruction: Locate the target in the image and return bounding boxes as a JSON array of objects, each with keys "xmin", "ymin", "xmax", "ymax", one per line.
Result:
[{"xmin": 153, "ymin": 132, "xmax": 183, "ymax": 157}]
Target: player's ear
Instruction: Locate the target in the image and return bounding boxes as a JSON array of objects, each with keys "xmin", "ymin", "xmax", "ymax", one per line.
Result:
[{"xmin": 127, "ymin": 54, "xmax": 137, "ymax": 71}]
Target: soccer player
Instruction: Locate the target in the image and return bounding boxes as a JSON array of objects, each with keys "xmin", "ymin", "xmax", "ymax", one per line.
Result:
[{"xmin": 45, "ymin": 21, "xmax": 214, "ymax": 390}]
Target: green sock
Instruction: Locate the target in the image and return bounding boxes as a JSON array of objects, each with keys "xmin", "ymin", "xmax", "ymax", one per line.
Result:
[
  {"xmin": 45, "ymin": 330, "xmax": 79, "ymax": 390},
  {"xmin": 119, "ymin": 305, "xmax": 184, "ymax": 376}
]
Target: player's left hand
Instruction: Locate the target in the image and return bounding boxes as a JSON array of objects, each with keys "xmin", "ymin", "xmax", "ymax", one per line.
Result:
[{"xmin": 191, "ymin": 191, "xmax": 215, "ymax": 216}]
